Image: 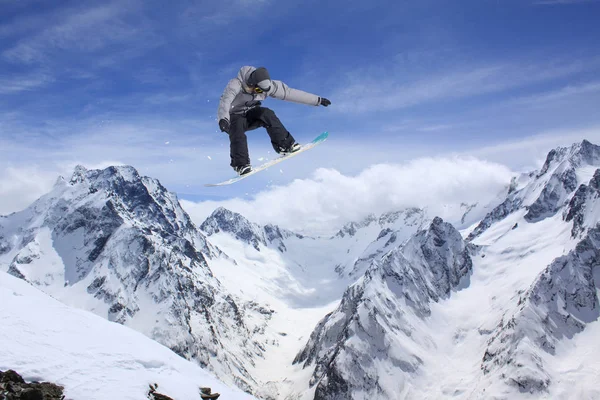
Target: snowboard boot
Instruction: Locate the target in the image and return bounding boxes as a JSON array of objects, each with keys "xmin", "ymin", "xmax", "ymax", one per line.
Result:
[
  {"xmin": 277, "ymin": 142, "xmax": 301, "ymax": 155},
  {"xmin": 233, "ymin": 164, "xmax": 252, "ymax": 176}
]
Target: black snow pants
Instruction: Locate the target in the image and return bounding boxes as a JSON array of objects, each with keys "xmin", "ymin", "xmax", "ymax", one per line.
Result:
[{"xmin": 229, "ymin": 107, "xmax": 296, "ymax": 168}]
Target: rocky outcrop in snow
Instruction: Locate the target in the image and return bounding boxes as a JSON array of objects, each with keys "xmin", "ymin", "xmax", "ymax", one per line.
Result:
[
  {"xmin": 565, "ymin": 168, "xmax": 600, "ymax": 237},
  {"xmin": 294, "ymin": 217, "xmax": 473, "ymax": 400},
  {"xmin": 481, "ymin": 226, "xmax": 600, "ymax": 393},
  {"xmin": 0, "ymin": 369, "xmax": 64, "ymax": 400},
  {"xmin": 524, "ymin": 164, "xmax": 577, "ymax": 223},
  {"xmin": 467, "ymin": 196, "xmax": 523, "ymax": 241}
]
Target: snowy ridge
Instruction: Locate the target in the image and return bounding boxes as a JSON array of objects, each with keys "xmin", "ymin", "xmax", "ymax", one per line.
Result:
[
  {"xmin": 294, "ymin": 217, "xmax": 473, "ymax": 400},
  {"xmin": 331, "ymin": 208, "xmax": 428, "ymax": 278},
  {"xmin": 469, "ymin": 140, "xmax": 600, "ymax": 240},
  {"xmin": 201, "ymin": 206, "xmax": 428, "ymax": 281},
  {"xmin": 201, "ymin": 206, "xmax": 303, "ymax": 252},
  {"xmin": 0, "ymin": 165, "xmax": 271, "ymax": 393}
]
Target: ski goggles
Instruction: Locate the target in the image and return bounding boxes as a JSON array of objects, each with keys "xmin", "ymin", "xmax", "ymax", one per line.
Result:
[{"xmin": 252, "ymin": 84, "xmax": 270, "ymax": 94}]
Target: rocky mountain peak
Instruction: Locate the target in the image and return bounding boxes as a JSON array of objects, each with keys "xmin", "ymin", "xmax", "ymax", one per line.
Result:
[
  {"xmin": 469, "ymin": 140, "xmax": 600, "ymax": 239},
  {"xmin": 201, "ymin": 207, "xmax": 252, "ymax": 235},
  {"xmin": 68, "ymin": 164, "xmax": 89, "ymax": 184},
  {"xmin": 570, "ymin": 139, "xmax": 600, "ymax": 168},
  {"xmin": 200, "ymin": 207, "xmax": 300, "ymax": 252},
  {"xmin": 66, "ymin": 165, "xmax": 194, "ymax": 239},
  {"xmin": 539, "ymin": 140, "xmax": 600, "ymax": 177}
]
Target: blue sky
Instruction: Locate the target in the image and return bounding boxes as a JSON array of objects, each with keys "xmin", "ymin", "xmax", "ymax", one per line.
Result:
[{"xmin": 1, "ymin": 0, "xmax": 600, "ymax": 225}]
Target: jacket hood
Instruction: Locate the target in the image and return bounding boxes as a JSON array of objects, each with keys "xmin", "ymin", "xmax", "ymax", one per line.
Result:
[{"xmin": 237, "ymin": 66, "xmax": 256, "ymax": 84}]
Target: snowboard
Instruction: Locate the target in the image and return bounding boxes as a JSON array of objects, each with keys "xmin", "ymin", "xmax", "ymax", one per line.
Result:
[{"xmin": 204, "ymin": 131, "xmax": 329, "ymax": 187}]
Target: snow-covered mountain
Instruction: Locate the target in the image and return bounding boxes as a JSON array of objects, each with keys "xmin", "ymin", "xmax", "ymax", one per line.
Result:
[
  {"xmin": 3, "ymin": 139, "xmax": 600, "ymax": 400},
  {"xmin": 274, "ymin": 139, "xmax": 600, "ymax": 399},
  {"xmin": 0, "ymin": 165, "xmax": 271, "ymax": 393},
  {"xmin": 475, "ymin": 146, "xmax": 600, "ymax": 397},
  {"xmin": 482, "ymin": 225, "xmax": 600, "ymax": 393},
  {"xmin": 293, "ymin": 217, "xmax": 474, "ymax": 400}
]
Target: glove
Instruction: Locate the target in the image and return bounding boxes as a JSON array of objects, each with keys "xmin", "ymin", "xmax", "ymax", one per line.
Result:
[
  {"xmin": 319, "ymin": 97, "xmax": 331, "ymax": 107},
  {"xmin": 218, "ymin": 119, "xmax": 230, "ymax": 134}
]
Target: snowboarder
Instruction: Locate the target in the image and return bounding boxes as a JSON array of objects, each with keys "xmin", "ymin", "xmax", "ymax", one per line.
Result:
[{"xmin": 217, "ymin": 66, "xmax": 331, "ymax": 175}]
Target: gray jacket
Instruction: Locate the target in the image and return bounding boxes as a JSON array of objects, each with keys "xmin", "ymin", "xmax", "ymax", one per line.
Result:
[{"xmin": 217, "ymin": 66, "xmax": 321, "ymax": 122}]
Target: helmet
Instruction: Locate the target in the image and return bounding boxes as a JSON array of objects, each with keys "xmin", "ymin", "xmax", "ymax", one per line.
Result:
[{"xmin": 248, "ymin": 67, "xmax": 271, "ymax": 93}]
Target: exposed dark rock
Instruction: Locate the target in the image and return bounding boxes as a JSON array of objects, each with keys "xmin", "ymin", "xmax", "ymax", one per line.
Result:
[
  {"xmin": 565, "ymin": 169, "xmax": 600, "ymax": 237},
  {"xmin": 7, "ymin": 265, "xmax": 26, "ymax": 280},
  {"xmin": 376, "ymin": 228, "xmax": 393, "ymax": 241},
  {"xmin": 467, "ymin": 197, "xmax": 522, "ymax": 241},
  {"xmin": 147, "ymin": 383, "xmax": 174, "ymax": 400},
  {"xmin": 0, "ymin": 234, "xmax": 11, "ymax": 255},
  {"xmin": 0, "ymin": 370, "xmax": 64, "ymax": 400},
  {"xmin": 524, "ymin": 168, "xmax": 577, "ymax": 223}
]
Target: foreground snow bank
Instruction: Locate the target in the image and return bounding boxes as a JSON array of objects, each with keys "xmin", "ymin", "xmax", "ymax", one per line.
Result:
[{"xmin": 0, "ymin": 271, "xmax": 256, "ymax": 400}]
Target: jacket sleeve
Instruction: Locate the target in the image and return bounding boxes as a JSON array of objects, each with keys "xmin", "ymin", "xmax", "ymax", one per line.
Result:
[
  {"xmin": 217, "ymin": 79, "xmax": 242, "ymax": 121},
  {"xmin": 268, "ymin": 80, "xmax": 320, "ymax": 106}
]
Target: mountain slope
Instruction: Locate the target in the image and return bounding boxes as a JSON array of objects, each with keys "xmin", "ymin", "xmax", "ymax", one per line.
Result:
[
  {"xmin": 293, "ymin": 217, "xmax": 474, "ymax": 400},
  {"xmin": 479, "ymin": 166, "xmax": 600, "ymax": 395},
  {"xmin": 0, "ymin": 270, "xmax": 256, "ymax": 400}
]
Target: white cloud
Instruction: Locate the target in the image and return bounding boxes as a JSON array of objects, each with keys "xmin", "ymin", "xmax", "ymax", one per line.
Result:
[
  {"xmin": 2, "ymin": 1, "xmax": 150, "ymax": 65},
  {"xmin": 0, "ymin": 166, "xmax": 57, "ymax": 215},
  {"xmin": 509, "ymin": 81, "xmax": 600, "ymax": 107},
  {"xmin": 182, "ymin": 157, "xmax": 514, "ymax": 235},
  {"xmin": 332, "ymin": 59, "xmax": 600, "ymax": 114},
  {"xmin": 0, "ymin": 72, "xmax": 53, "ymax": 94}
]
